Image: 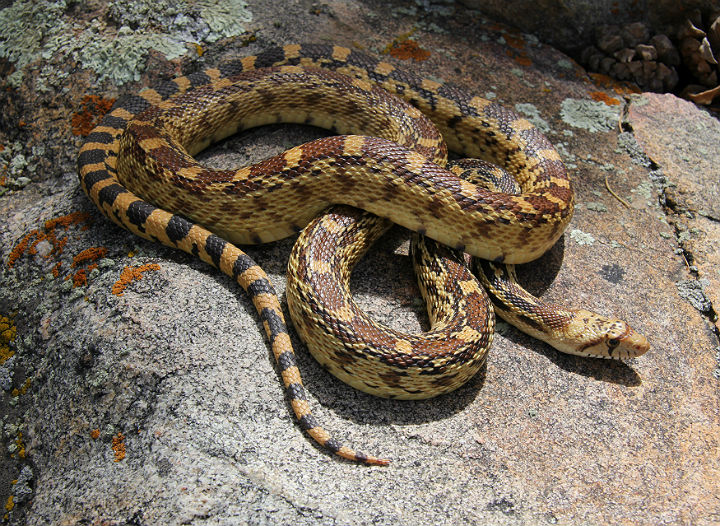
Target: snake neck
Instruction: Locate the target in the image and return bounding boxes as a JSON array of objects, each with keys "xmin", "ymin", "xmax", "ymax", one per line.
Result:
[{"xmin": 475, "ymin": 260, "xmax": 649, "ymax": 359}]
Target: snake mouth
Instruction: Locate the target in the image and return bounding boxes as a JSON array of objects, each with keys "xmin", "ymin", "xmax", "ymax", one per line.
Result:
[{"xmin": 623, "ymin": 331, "xmax": 650, "ymax": 358}]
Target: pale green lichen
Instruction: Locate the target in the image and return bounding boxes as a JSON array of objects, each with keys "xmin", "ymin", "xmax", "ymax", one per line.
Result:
[
  {"xmin": 630, "ymin": 181, "xmax": 657, "ymax": 207},
  {"xmin": 0, "ymin": 0, "xmax": 68, "ymax": 86},
  {"xmin": 554, "ymin": 142, "xmax": 576, "ymax": 169},
  {"xmin": 107, "ymin": 0, "xmax": 251, "ymax": 44},
  {"xmin": 560, "ymin": 98, "xmax": 620, "ymax": 133},
  {"xmin": 586, "ymin": 202, "xmax": 608, "ymax": 212},
  {"xmin": 514, "ymin": 103, "xmax": 551, "ymax": 134},
  {"xmin": 554, "ymin": 142, "xmax": 574, "ymax": 161},
  {"xmin": 74, "ymin": 27, "xmax": 189, "ymax": 85},
  {"xmin": 569, "ymin": 229, "xmax": 595, "ymax": 245},
  {"xmin": 0, "ymin": 0, "xmax": 252, "ymax": 86},
  {"xmin": 629, "ymin": 94, "xmax": 650, "ymax": 107}
]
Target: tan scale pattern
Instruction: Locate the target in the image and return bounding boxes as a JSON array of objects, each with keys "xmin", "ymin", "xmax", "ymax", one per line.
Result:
[{"xmin": 287, "ymin": 206, "xmax": 493, "ymax": 399}]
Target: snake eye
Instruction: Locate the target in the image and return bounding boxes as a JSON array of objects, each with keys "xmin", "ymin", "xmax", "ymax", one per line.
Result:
[{"xmin": 608, "ymin": 338, "xmax": 620, "ymax": 347}]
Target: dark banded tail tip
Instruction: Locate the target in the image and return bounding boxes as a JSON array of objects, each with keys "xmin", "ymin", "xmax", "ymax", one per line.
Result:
[
  {"xmin": 336, "ymin": 447, "xmax": 390, "ymax": 466},
  {"xmin": 364, "ymin": 455, "xmax": 391, "ymax": 466}
]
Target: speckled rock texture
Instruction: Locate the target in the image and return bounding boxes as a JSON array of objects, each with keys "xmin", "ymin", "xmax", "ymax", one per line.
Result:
[{"xmin": 0, "ymin": 1, "xmax": 718, "ymax": 525}]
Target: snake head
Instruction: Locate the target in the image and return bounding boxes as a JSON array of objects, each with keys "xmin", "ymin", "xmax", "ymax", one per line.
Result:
[{"xmin": 564, "ymin": 309, "xmax": 650, "ymax": 359}]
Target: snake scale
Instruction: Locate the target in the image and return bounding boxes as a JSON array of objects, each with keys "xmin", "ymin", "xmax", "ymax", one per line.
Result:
[{"xmin": 78, "ymin": 43, "xmax": 649, "ymax": 465}]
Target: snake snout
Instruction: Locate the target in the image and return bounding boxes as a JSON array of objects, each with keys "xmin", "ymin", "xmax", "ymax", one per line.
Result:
[
  {"xmin": 619, "ymin": 326, "xmax": 650, "ymax": 358},
  {"xmin": 568, "ymin": 311, "xmax": 650, "ymax": 359}
]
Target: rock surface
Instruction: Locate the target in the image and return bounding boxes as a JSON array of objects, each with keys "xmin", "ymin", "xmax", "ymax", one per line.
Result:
[{"xmin": 0, "ymin": 1, "xmax": 719, "ymax": 525}]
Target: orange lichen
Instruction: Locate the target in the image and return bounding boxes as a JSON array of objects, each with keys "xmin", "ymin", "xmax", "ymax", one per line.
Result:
[
  {"xmin": 14, "ymin": 432, "xmax": 25, "ymax": 459},
  {"xmin": 0, "ymin": 315, "xmax": 17, "ymax": 365},
  {"xmin": 11, "ymin": 379, "xmax": 30, "ymax": 398},
  {"xmin": 588, "ymin": 72, "xmax": 641, "ymax": 94},
  {"xmin": 8, "ymin": 211, "xmax": 92, "ymax": 267},
  {"xmin": 4, "ymin": 496, "xmax": 13, "ymax": 513},
  {"xmin": 112, "ymin": 432, "xmax": 126, "ymax": 461},
  {"xmin": 504, "ymin": 34, "xmax": 526, "ymax": 50},
  {"xmin": 499, "ymin": 34, "xmax": 533, "ymax": 67},
  {"xmin": 387, "ymin": 39, "xmax": 431, "ymax": 61},
  {"xmin": 90, "ymin": 428, "xmax": 100, "ymax": 439},
  {"xmin": 8, "ymin": 211, "xmax": 112, "ymax": 291},
  {"xmin": 71, "ymin": 95, "xmax": 116, "ymax": 137},
  {"xmin": 590, "ymin": 91, "xmax": 621, "ymax": 105},
  {"xmin": 111, "ymin": 263, "xmax": 161, "ymax": 296},
  {"xmin": 8, "ymin": 230, "xmax": 38, "ymax": 268},
  {"xmin": 514, "ymin": 54, "xmax": 532, "ymax": 66},
  {"xmin": 71, "ymin": 268, "xmax": 89, "ymax": 287},
  {"xmin": 45, "ymin": 211, "xmax": 92, "ymax": 233},
  {"xmin": 68, "ymin": 247, "xmax": 107, "ymax": 287},
  {"xmin": 72, "ymin": 247, "xmax": 107, "ymax": 267}
]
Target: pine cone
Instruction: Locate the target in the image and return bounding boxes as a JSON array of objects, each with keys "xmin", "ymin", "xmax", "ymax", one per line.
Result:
[
  {"xmin": 676, "ymin": 10, "xmax": 720, "ymax": 104},
  {"xmin": 580, "ymin": 22, "xmax": 680, "ymax": 92}
]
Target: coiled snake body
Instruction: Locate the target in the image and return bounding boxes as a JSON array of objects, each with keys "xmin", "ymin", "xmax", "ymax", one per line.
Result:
[{"xmin": 78, "ymin": 44, "xmax": 649, "ymax": 465}]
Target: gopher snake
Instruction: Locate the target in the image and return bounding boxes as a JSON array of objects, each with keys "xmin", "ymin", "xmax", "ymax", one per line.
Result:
[{"xmin": 78, "ymin": 44, "xmax": 649, "ymax": 465}]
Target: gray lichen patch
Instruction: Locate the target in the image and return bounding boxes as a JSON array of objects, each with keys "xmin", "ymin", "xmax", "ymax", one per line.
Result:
[
  {"xmin": 10, "ymin": 465, "xmax": 33, "ymax": 505},
  {"xmin": 0, "ymin": 142, "xmax": 35, "ymax": 194},
  {"xmin": 617, "ymin": 132, "xmax": 652, "ymax": 166},
  {"xmin": 0, "ymin": 0, "xmax": 252, "ymax": 86},
  {"xmin": 560, "ymin": 98, "xmax": 621, "ymax": 133},
  {"xmin": 0, "ymin": 357, "xmax": 14, "ymax": 392},
  {"xmin": 676, "ymin": 278, "xmax": 712, "ymax": 313}
]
